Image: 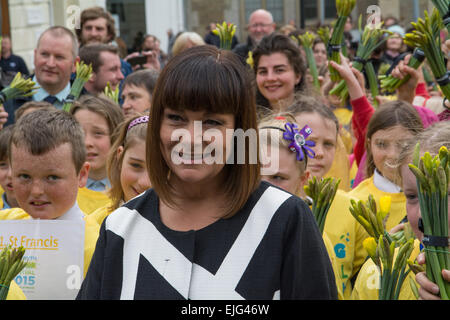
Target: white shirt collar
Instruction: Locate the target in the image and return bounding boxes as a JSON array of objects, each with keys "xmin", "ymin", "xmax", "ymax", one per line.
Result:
[
  {"xmin": 56, "ymin": 202, "xmax": 84, "ymax": 221},
  {"xmin": 32, "ymin": 75, "xmax": 71, "ymax": 109},
  {"xmin": 373, "ymin": 169, "xmax": 402, "ymax": 193}
]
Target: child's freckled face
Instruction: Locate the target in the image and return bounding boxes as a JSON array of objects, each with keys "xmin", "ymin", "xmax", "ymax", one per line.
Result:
[{"xmin": 10, "ymin": 143, "xmax": 88, "ymax": 219}]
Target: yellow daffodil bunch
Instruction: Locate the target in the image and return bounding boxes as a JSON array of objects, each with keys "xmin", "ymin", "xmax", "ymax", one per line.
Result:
[
  {"xmin": 213, "ymin": 22, "xmax": 237, "ymax": 50},
  {"xmin": 0, "ymin": 246, "xmax": 28, "ymax": 300},
  {"xmin": 246, "ymin": 51, "xmax": 254, "ymax": 69},
  {"xmin": 304, "ymin": 177, "xmax": 340, "ymax": 234},
  {"xmin": 63, "ymin": 61, "xmax": 93, "ymax": 112},
  {"xmin": 103, "ymin": 82, "xmax": 120, "ymax": 104},
  {"xmin": 363, "ymin": 235, "xmax": 415, "ymax": 300},
  {"xmin": 349, "ymin": 195, "xmax": 393, "ymax": 243},
  {"xmin": 404, "ymin": 9, "xmax": 450, "ymax": 101},
  {"xmin": 0, "ymin": 72, "xmax": 39, "ymax": 104},
  {"xmin": 408, "ymin": 143, "xmax": 450, "ymax": 299}
]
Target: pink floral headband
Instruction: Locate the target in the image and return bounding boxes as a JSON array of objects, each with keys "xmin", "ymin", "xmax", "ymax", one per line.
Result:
[{"xmin": 128, "ymin": 115, "xmax": 149, "ymax": 131}]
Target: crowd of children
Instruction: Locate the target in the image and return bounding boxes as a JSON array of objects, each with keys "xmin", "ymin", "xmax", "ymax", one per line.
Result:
[{"xmin": 0, "ymin": 5, "xmax": 449, "ymax": 301}]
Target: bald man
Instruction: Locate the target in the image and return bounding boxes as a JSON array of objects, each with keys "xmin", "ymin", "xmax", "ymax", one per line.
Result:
[{"xmin": 233, "ymin": 9, "xmax": 276, "ymax": 61}]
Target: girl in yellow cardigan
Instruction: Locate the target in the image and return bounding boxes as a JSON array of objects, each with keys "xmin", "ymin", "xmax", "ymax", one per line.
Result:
[
  {"xmin": 351, "ymin": 121, "xmax": 449, "ymax": 300},
  {"xmin": 288, "ymin": 96, "xmax": 369, "ymax": 299},
  {"xmin": 87, "ymin": 113, "xmax": 151, "ymax": 227},
  {"xmin": 348, "ymin": 101, "xmax": 424, "ymax": 232}
]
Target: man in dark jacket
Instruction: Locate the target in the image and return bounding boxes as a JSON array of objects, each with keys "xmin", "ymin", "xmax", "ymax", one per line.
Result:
[
  {"xmin": 0, "ymin": 36, "xmax": 29, "ymax": 86},
  {"xmin": 232, "ymin": 9, "xmax": 276, "ymax": 61},
  {"xmin": 3, "ymin": 26, "xmax": 81, "ymax": 126}
]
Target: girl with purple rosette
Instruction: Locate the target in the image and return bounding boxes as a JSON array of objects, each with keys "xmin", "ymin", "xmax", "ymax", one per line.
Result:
[{"xmin": 258, "ymin": 113, "xmax": 345, "ymax": 299}]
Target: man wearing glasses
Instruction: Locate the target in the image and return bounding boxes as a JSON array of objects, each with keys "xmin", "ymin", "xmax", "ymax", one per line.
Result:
[{"xmin": 233, "ymin": 9, "xmax": 276, "ymax": 61}]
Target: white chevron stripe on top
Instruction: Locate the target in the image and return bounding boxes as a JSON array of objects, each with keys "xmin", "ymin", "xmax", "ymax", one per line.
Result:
[
  {"xmin": 105, "ymin": 186, "xmax": 292, "ymax": 300},
  {"xmin": 188, "ymin": 187, "xmax": 291, "ymax": 299}
]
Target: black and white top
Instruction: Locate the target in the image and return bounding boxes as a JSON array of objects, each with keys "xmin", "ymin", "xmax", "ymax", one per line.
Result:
[{"xmin": 77, "ymin": 182, "xmax": 337, "ymax": 300}]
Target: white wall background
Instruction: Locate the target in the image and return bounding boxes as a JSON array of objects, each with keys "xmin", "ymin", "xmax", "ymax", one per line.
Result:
[{"xmin": 145, "ymin": 0, "xmax": 184, "ymax": 54}]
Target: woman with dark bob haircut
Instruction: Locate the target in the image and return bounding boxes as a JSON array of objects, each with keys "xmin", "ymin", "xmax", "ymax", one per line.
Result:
[
  {"xmin": 252, "ymin": 33, "xmax": 307, "ymax": 112},
  {"xmin": 77, "ymin": 45, "xmax": 337, "ymax": 300}
]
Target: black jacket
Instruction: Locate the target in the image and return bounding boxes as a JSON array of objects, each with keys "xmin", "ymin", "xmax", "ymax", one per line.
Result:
[
  {"xmin": 232, "ymin": 36, "xmax": 256, "ymax": 64},
  {"xmin": 77, "ymin": 182, "xmax": 338, "ymax": 300}
]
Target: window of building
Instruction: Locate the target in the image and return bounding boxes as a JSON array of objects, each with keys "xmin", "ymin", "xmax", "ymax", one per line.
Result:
[
  {"xmin": 244, "ymin": 0, "xmax": 284, "ymax": 24},
  {"xmin": 107, "ymin": 0, "xmax": 146, "ymax": 53},
  {"xmin": 324, "ymin": 0, "xmax": 337, "ymax": 19},
  {"xmin": 266, "ymin": 0, "xmax": 284, "ymax": 23},
  {"xmin": 244, "ymin": 0, "xmax": 262, "ymax": 21},
  {"xmin": 304, "ymin": 0, "xmax": 318, "ymax": 21}
]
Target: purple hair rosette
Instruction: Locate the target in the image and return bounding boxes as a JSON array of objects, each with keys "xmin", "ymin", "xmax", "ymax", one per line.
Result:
[{"xmin": 283, "ymin": 122, "xmax": 316, "ymax": 161}]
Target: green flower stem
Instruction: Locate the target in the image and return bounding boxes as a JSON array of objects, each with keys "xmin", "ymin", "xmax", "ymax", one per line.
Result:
[
  {"xmin": 305, "ymin": 46, "xmax": 320, "ymax": 90},
  {"xmin": 297, "ymin": 32, "xmax": 321, "ymax": 90},
  {"xmin": 365, "ymin": 61, "xmax": 379, "ymax": 108}
]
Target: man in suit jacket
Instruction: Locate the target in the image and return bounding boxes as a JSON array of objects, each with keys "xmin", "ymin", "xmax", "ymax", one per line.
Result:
[{"xmin": 3, "ymin": 26, "xmax": 80, "ymax": 126}]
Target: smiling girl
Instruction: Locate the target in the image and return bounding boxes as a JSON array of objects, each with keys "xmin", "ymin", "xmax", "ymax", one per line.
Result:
[
  {"xmin": 88, "ymin": 113, "xmax": 151, "ymax": 226},
  {"xmin": 349, "ymin": 101, "xmax": 424, "ymax": 231}
]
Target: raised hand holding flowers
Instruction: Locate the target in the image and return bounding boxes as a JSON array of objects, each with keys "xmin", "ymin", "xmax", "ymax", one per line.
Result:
[
  {"xmin": 328, "ymin": 0, "xmax": 357, "ymax": 82},
  {"xmin": 404, "ymin": 9, "xmax": 450, "ymax": 101},
  {"xmin": 329, "ymin": 20, "xmax": 391, "ymax": 103}
]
